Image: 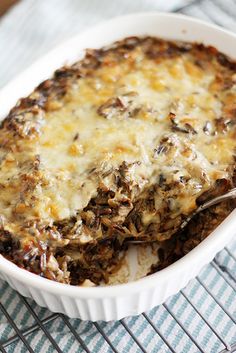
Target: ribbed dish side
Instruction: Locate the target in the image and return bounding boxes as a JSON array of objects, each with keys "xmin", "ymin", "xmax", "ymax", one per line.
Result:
[{"xmin": 0, "ymin": 241, "xmax": 229, "ymax": 321}]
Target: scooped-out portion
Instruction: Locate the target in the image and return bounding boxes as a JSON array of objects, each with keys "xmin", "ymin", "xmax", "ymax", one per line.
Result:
[{"xmin": 0, "ymin": 37, "xmax": 235, "ymax": 285}]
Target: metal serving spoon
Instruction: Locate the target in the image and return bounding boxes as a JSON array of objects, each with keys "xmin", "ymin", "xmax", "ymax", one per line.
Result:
[{"xmin": 127, "ymin": 187, "xmax": 236, "ymax": 245}]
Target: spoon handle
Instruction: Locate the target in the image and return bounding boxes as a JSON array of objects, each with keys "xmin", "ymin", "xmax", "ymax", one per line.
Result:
[
  {"xmin": 127, "ymin": 187, "xmax": 236, "ymax": 244},
  {"xmin": 180, "ymin": 187, "xmax": 236, "ymax": 230}
]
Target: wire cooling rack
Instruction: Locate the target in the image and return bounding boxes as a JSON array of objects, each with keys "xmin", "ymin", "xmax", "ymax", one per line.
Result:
[
  {"xmin": 0, "ymin": 245, "xmax": 236, "ymax": 353},
  {"xmin": 0, "ymin": 1, "xmax": 236, "ymax": 352}
]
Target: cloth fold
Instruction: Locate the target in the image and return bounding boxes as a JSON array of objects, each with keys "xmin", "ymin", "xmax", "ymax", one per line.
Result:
[{"xmin": 0, "ymin": 0, "xmax": 192, "ymax": 88}]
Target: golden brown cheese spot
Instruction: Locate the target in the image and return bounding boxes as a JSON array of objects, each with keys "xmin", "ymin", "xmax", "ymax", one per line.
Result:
[{"xmin": 0, "ymin": 38, "xmax": 236, "ymax": 249}]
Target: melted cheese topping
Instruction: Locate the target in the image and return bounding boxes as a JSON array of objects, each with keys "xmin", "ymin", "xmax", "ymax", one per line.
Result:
[
  {"xmin": 0, "ymin": 42, "xmax": 236, "ymax": 240},
  {"xmin": 38, "ymin": 53, "xmax": 234, "ymax": 221}
]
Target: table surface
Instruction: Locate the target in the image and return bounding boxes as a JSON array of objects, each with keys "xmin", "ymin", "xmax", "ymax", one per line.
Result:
[{"xmin": 0, "ymin": 0, "xmax": 19, "ymax": 16}]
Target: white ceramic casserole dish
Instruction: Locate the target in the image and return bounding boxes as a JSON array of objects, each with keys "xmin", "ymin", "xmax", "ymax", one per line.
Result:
[{"xmin": 0, "ymin": 12, "xmax": 236, "ymax": 321}]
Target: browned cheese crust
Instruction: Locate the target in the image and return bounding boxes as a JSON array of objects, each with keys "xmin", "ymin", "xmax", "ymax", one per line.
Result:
[{"xmin": 0, "ymin": 37, "xmax": 236, "ymax": 285}]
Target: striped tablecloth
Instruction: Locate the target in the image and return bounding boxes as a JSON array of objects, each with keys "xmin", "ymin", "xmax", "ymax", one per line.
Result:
[{"xmin": 0, "ymin": 1, "xmax": 236, "ymax": 352}]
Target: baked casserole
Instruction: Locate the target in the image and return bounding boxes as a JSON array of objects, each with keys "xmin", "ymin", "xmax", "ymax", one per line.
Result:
[{"xmin": 0, "ymin": 37, "xmax": 235, "ymax": 285}]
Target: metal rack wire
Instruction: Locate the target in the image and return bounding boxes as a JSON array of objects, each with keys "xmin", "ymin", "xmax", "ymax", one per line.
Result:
[
  {"xmin": 0, "ymin": 1, "xmax": 236, "ymax": 352},
  {"xmin": 0, "ymin": 248, "xmax": 235, "ymax": 353}
]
